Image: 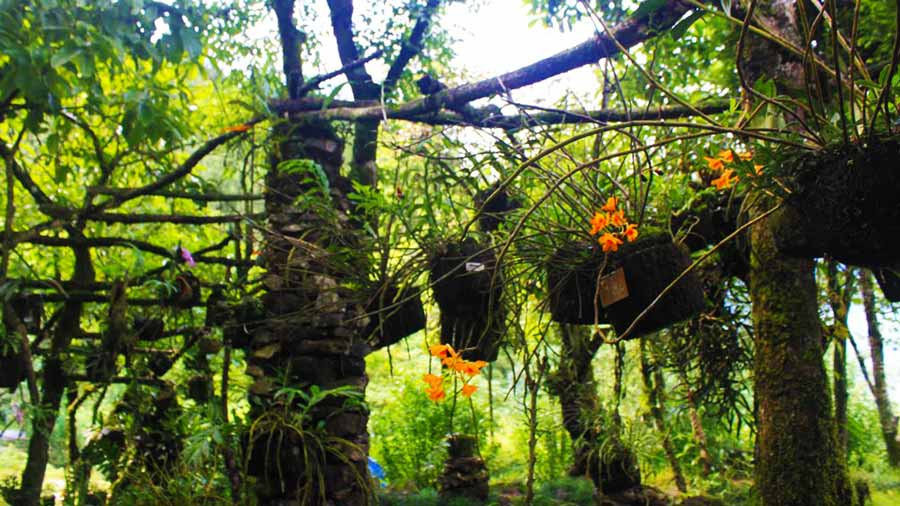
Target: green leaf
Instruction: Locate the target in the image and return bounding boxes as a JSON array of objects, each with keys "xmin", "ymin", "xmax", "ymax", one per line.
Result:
[
  {"xmin": 50, "ymin": 46, "xmax": 82, "ymax": 68},
  {"xmin": 181, "ymin": 28, "xmax": 202, "ymax": 59},
  {"xmin": 670, "ymin": 11, "xmax": 705, "ymax": 41},
  {"xmin": 632, "ymin": 0, "xmax": 667, "ymax": 19}
]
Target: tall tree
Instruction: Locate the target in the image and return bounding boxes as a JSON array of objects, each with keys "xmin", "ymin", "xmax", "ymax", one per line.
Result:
[{"xmin": 859, "ymin": 271, "xmax": 900, "ymax": 467}]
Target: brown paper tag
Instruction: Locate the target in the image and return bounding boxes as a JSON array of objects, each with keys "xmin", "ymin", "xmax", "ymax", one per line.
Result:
[{"xmin": 598, "ymin": 268, "xmax": 629, "ymax": 307}]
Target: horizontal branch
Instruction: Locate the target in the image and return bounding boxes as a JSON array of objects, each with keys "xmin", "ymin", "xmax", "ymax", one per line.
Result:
[
  {"xmin": 271, "ymin": 101, "xmax": 730, "ymax": 128},
  {"xmin": 88, "ymin": 212, "xmax": 265, "ymax": 225},
  {"xmin": 88, "ymin": 116, "xmax": 266, "ymax": 214},
  {"xmin": 89, "ymin": 187, "xmax": 264, "ymax": 202},
  {"xmin": 21, "ymin": 235, "xmax": 249, "ymax": 266},
  {"xmin": 67, "ymin": 374, "xmax": 168, "ymax": 387},
  {"xmin": 271, "ymin": 0, "xmax": 693, "ymax": 122},
  {"xmin": 36, "ymin": 291, "xmax": 201, "ymax": 306}
]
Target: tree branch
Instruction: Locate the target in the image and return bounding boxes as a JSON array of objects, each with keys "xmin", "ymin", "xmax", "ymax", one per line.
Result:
[
  {"xmin": 272, "ymin": 101, "xmax": 729, "ymax": 127},
  {"xmin": 273, "ymin": 0, "xmax": 305, "ymax": 98},
  {"xmin": 296, "ymin": 50, "xmax": 384, "ymax": 97},
  {"xmin": 88, "ymin": 187, "xmax": 263, "ymax": 202},
  {"xmin": 383, "ymin": 0, "xmax": 442, "ymax": 95},
  {"xmin": 275, "ymin": 0, "xmax": 693, "ymax": 121},
  {"xmin": 88, "ymin": 119, "xmax": 262, "ymax": 214},
  {"xmin": 326, "ymin": 0, "xmax": 379, "ymax": 99},
  {"xmin": 0, "ymin": 142, "xmax": 71, "ymax": 219},
  {"xmin": 87, "ymin": 212, "xmax": 265, "ymax": 225}
]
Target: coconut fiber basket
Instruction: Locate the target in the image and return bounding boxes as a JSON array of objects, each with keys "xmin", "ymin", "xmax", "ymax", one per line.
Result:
[
  {"xmin": 430, "ymin": 238, "xmax": 504, "ymax": 361},
  {"xmin": 773, "ymin": 135, "xmax": 900, "ymax": 267},
  {"xmin": 547, "ymin": 233, "xmax": 706, "ymax": 339},
  {"xmin": 364, "ymin": 283, "xmax": 426, "ymax": 349}
]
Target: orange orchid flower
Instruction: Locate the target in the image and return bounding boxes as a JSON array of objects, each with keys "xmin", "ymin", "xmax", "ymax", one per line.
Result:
[
  {"xmin": 754, "ymin": 164, "xmax": 764, "ymax": 175},
  {"xmin": 429, "ymin": 343, "xmax": 453, "ymax": 359},
  {"xmin": 440, "ymin": 346, "xmax": 462, "ymax": 368},
  {"xmin": 704, "ymin": 156, "xmax": 725, "ymax": 172},
  {"xmin": 461, "ymin": 384, "xmax": 478, "ymax": 397},
  {"xmin": 716, "ymin": 149, "xmax": 735, "ymax": 163},
  {"xmin": 423, "ymin": 373, "xmax": 443, "ymax": 388},
  {"xmin": 738, "ymin": 151, "xmax": 754, "ymax": 161},
  {"xmin": 426, "ymin": 385, "xmax": 446, "ymax": 402},
  {"xmin": 601, "ymin": 196, "xmax": 618, "ymax": 213},
  {"xmin": 457, "ymin": 360, "xmax": 488, "ymax": 376},
  {"xmin": 590, "ymin": 212, "xmax": 609, "ymax": 235},
  {"xmin": 711, "ymin": 169, "xmax": 739, "ymax": 190},
  {"xmin": 598, "ymin": 232, "xmax": 624, "ymax": 253},
  {"xmin": 624, "ymin": 223, "xmax": 639, "ymax": 242},
  {"xmin": 223, "ymin": 123, "xmax": 252, "ymax": 133},
  {"xmin": 609, "ymin": 209, "xmax": 627, "ymax": 228}
]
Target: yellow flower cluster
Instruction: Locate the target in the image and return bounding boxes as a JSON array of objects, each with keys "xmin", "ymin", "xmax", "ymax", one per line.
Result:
[
  {"xmin": 589, "ymin": 197, "xmax": 639, "ymax": 253},
  {"xmin": 423, "ymin": 344, "xmax": 488, "ymax": 402},
  {"xmin": 704, "ymin": 149, "xmax": 762, "ymax": 190}
]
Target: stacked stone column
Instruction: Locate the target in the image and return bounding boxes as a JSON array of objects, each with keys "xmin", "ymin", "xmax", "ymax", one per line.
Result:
[{"xmin": 245, "ymin": 119, "xmax": 371, "ymax": 506}]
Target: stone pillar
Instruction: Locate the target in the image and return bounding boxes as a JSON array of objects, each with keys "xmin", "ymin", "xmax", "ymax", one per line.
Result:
[
  {"xmin": 438, "ymin": 434, "xmax": 489, "ymax": 503},
  {"xmin": 244, "ymin": 119, "xmax": 371, "ymax": 506}
]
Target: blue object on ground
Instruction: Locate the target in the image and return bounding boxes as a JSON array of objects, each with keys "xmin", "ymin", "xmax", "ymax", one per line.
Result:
[{"xmin": 368, "ymin": 456, "xmax": 387, "ymax": 487}]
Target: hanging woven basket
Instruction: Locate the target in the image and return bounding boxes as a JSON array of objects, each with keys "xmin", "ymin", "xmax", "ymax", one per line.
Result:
[
  {"xmin": 773, "ymin": 135, "xmax": 900, "ymax": 267},
  {"xmin": 10, "ymin": 294, "xmax": 43, "ymax": 334},
  {"xmin": 0, "ymin": 350, "xmax": 26, "ymax": 390},
  {"xmin": 430, "ymin": 239, "xmax": 505, "ymax": 361},
  {"xmin": 474, "ymin": 182, "xmax": 520, "ymax": 232},
  {"xmin": 547, "ymin": 233, "xmax": 705, "ymax": 339},
  {"xmin": 874, "ymin": 267, "xmax": 900, "ymax": 302},
  {"xmin": 364, "ymin": 283, "xmax": 426, "ymax": 349},
  {"xmin": 187, "ymin": 375, "xmax": 213, "ymax": 403}
]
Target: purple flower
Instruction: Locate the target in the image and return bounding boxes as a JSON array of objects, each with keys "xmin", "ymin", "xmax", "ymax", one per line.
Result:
[{"xmin": 179, "ymin": 247, "xmax": 196, "ymax": 268}]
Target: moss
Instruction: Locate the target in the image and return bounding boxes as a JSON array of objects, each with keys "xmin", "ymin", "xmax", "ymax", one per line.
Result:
[{"xmin": 747, "ymin": 192, "xmax": 839, "ymax": 506}]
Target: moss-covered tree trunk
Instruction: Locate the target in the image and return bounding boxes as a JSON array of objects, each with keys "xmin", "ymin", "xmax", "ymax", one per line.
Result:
[
  {"xmin": 552, "ymin": 325, "xmax": 641, "ymax": 496},
  {"xmin": 245, "ymin": 120, "xmax": 371, "ymax": 506},
  {"xmin": 639, "ymin": 340, "xmax": 687, "ymax": 493},
  {"xmin": 825, "ymin": 262, "xmax": 854, "ymax": 457},
  {"xmin": 749, "ymin": 198, "xmax": 837, "ymax": 506},
  {"xmin": 859, "ymin": 271, "xmax": 900, "ymax": 467},
  {"xmin": 16, "ymin": 245, "xmax": 93, "ymax": 506}
]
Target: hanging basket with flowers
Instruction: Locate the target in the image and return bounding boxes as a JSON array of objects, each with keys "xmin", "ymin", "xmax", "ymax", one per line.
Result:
[
  {"xmin": 772, "ymin": 135, "xmax": 900, "ymax": 267},
  {"xmin": 547, "ymin": 198, "xmax": 705, "ymax": 338},
  {"xmin": 429, "ymin": 238, "xmax": 505, "ymax": 361}
]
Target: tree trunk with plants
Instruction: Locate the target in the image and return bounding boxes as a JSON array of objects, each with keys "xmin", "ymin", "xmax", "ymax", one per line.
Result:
[
  {"xmin": 859, "ymin": 271, "xmax": 900, "ymax": 467},
  {"xmin": 16, "ymin": 245, "xmax": 94, "ymax": 506},
  {"xmin": 826, "ymin": 261, "xmax": 854, "ymax": 458},
  {"xmin": 242, "ymin": 117, "xmax": 372, "ymax": 506},
  {"xmin": 550, "ymin": 324, "xmax": 641, "ymax": 497},
  {"xmin": 639, "ymin": 340, "xmax": 687, "ymax": 493},
  {"xmin": 748, "ymin": 195, "xmax": 839, "ymax": 506}
]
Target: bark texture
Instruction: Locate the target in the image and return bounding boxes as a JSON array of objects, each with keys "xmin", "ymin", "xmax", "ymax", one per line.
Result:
[
  {"xmin": 860, "ymin": 271, "xmax": 900, "ymax": 467},
  {"xmin": 245, "ymin": 120, "xmax": 371, "ymax": 506},
  {"xmin": 17, "ymin": 245, "xmax": 93, "ymax": 506},
  {"xmin": 552, "ymin": 325, "xmax": 641, "ymax": 495},
  {"xmin": 749, "ymin": 196, "xmax": 837, "ymax": 506}
]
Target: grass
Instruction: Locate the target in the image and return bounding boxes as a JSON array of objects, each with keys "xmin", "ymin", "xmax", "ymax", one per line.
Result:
[
  {"xmin": 0, "ymin": 442, "xmax": 109, "ymax": 506},
  {"xmin": 872, "ymin": 489, "xmax": 900, "ymax": 506}
]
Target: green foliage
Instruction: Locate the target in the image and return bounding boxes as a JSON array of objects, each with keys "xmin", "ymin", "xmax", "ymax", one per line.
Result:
[{"xmin": 369, "ymin": 376, "xmax": 454, "ymax": 489}]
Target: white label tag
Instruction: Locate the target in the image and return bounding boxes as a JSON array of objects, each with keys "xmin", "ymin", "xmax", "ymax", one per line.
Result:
[{"xmin": 465, "ymin": 262, "xmax": 485, "ymax": 272}]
